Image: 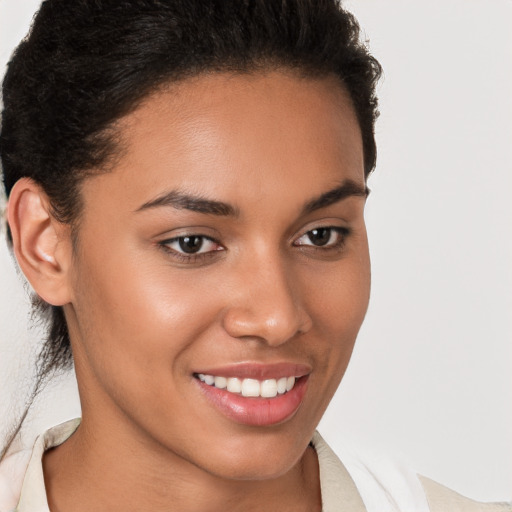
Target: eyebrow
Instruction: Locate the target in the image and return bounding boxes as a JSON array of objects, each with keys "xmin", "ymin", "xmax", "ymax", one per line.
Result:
[
  {"xmin": 301, "ymin": 180, "xmax": 369, "ymax": 215},
  {"xmin": 136, "ymin": 190, "xmax": 239, "ymax": 216},
  {"xmin": 136, "ymin": 179, "xmax": 368, "ymax": 217}
]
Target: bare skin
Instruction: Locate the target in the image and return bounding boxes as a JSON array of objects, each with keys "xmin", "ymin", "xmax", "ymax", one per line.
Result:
[{"xmin": 9, "ymin": 71, "xmax": 370, "ymax": 511}]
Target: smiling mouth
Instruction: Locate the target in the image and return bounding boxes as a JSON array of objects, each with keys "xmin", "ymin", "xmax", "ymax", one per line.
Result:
[
  {"xmin": 193, "ymin": 365, "xmax": 310, "ymax": 426},
  {"xmin": 195, "ymin": 373, "xmax": 297, "ymax": 398}
]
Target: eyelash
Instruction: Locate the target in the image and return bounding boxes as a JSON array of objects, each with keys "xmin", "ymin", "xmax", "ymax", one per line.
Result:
[{"xmin": 158, "ymin": 226, "xmax": 350, "ymax": 264}]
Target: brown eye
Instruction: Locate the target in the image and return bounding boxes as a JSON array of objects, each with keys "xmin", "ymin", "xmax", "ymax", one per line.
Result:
[
  {"xmin": 178, "ymin": 236, "xmax": 204, "ymax": 254},
  {"xmin": 307, "ymin": 228, "xmax": 332, "ymax": 246},
  {"xmin": 160, "ymin": 235, "xmax": 223, "ymax": 258},
  {"xmin": 294, "ymin": 226, "xmax": 349, "ymax": 249}
]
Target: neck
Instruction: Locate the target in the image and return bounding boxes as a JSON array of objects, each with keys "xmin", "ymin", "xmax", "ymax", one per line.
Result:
[{"xmin": 43, "ymin": 414, "xmax": 321, "ymax": 512}]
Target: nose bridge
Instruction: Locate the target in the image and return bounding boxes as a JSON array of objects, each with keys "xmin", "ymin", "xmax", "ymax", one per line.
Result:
[{"xmin": 222, "ymin": 248, "xmax": 312, "ymax": 345}]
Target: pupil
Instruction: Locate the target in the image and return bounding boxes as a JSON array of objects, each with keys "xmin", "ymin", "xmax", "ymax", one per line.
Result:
[
  {"xmin": 179, "ymin": 236, "xmax": 203, "ymax": 254},
  {"xmin": 308, "ymin": 228, "xmax": 331, "ymax": 246}
]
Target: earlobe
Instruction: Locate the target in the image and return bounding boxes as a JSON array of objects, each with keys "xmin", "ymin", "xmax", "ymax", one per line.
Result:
[{"xmin": 7, "ymin": 178, "xmax": 72, "ymax": 306}]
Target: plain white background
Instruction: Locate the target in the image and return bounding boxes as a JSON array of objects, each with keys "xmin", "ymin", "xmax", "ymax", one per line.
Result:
[{"xmin": 0, "ymin": 0, "xmax": 511, "ymax": 502}]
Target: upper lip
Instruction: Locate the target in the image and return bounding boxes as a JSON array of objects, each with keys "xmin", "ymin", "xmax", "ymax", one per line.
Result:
[{"xmin": 193, "ymin": 362, "xmax": 312, "ymax": 380}]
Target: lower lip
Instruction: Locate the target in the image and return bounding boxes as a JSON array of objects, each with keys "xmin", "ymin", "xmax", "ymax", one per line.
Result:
[{"xmin": 196, "ymin": 376, "xmax": 309, "ymax": 427}]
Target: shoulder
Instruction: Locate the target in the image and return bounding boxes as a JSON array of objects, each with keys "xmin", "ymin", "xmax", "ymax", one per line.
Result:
[
  {"xmin": 0, "ymin": 418, "xmax": 80, "ymax": 512},
  {"xmin": 312, "ymin": 431, "xmax": 430, "ymax": 511},
  {"xmin": 312, "ymin": 431, "xmax": 511, "ymax": 512},
  {"xmin": 419, "ymin": 475, "xmax": 512, "ymax": 512}
]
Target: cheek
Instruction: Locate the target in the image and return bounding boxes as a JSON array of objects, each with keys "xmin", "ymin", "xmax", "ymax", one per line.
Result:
[
  {"xmin": 302, "ymin": 239, "xmax": 370, "ymax": 385},
  {"xmin": 307, "ymin": 239, "xmax": 370, "ymax": 338},
  {"xmin": 69, "ymin": 240, "xmax": 222, "ymax": 392}
]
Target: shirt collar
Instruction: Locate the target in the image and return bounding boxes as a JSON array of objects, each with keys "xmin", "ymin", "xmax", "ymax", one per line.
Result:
[{"xmin": 16, "ymin": 418, "xmax": 80, "ymax": 512}]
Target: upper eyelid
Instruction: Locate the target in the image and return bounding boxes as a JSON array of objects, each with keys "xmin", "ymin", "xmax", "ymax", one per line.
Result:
[
  {"xmin": 162, "ymin": 234, "xmax": 216, "ymax": 242},
  {"xmin": 290, "ymin": 215, "xmax": 351, "ymax": 235},
  {"xmin": 154, "ymin": 223, "xmax": 222, "ymax": 239},
  {"xmin": 292, "ymin": 224, "xmax": 349, "ymax": 242},
  {"xmin": 159, "ymin": 232, "xmax": 221, "ymax": 245}
]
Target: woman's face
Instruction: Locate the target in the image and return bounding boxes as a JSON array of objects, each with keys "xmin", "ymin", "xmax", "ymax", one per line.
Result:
[{"xmin": 66, "ymin": 71, "xmax": 370, "ymax": 480}]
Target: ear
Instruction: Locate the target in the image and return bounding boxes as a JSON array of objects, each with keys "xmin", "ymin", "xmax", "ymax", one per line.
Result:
[{"xmin": 7, "ymin": 178, "xmax": 73, "ymax": 306}]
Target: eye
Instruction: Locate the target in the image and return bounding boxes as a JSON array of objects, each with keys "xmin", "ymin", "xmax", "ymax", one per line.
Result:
[
  {"xmin": 159, "ymin": 235, "xmax": 223, "ymax": 257},
  {"xmin": 294, "ymin": 227, "xmax": 348, "ymax": 248}
]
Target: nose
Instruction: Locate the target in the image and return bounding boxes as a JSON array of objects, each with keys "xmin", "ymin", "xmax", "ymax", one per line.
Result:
[{"xmin": 221, "ymin": 256, "xmax": 313, "ymax": 346}]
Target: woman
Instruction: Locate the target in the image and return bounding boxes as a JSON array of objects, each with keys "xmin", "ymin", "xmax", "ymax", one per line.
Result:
[{"xmin": 0, "ymin": 1, "xmax": 509, "ymax": 511}]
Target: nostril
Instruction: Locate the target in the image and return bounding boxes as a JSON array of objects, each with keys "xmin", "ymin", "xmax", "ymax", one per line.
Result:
[{"xmin": 221, "ymin": 302, "xmax": 312, "ymax": 346}]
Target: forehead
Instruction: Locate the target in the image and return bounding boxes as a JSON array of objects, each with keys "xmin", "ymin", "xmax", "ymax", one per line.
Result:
[{"xmin": 82, "ymin": 71, "xmax": 364, "ymax": 213}]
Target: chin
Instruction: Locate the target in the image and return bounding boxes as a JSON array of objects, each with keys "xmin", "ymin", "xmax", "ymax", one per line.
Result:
[
  {"xmin": 205, "ymin": 452, "xmax": 303, "ymax": 482},
  {"xmin": 191, "ymin": 426, "xmax": 312, "ymax": 482}
]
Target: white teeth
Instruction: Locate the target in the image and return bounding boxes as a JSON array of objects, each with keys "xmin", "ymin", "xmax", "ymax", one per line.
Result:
[
  {"xmin": 260, "ymin": 379, "xmax": 278, "ymax": 398},
  {"xmin": 226, "ymin": 377, "xmax": 242, "ymax": 393},
  {"xmin": 197, "ymin": 374, "xmax": 298, "ymax": 397},
  {"xmin": 277, "ymin": 377, "xmax": 287, "ymax": 394},
  {"xmin": 241, "ymin": 378, "xmax": 260, "ymax": 397},
  {"xmin": 214, "ymin": 376, "xmax": 227, "ymax": 389}
]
